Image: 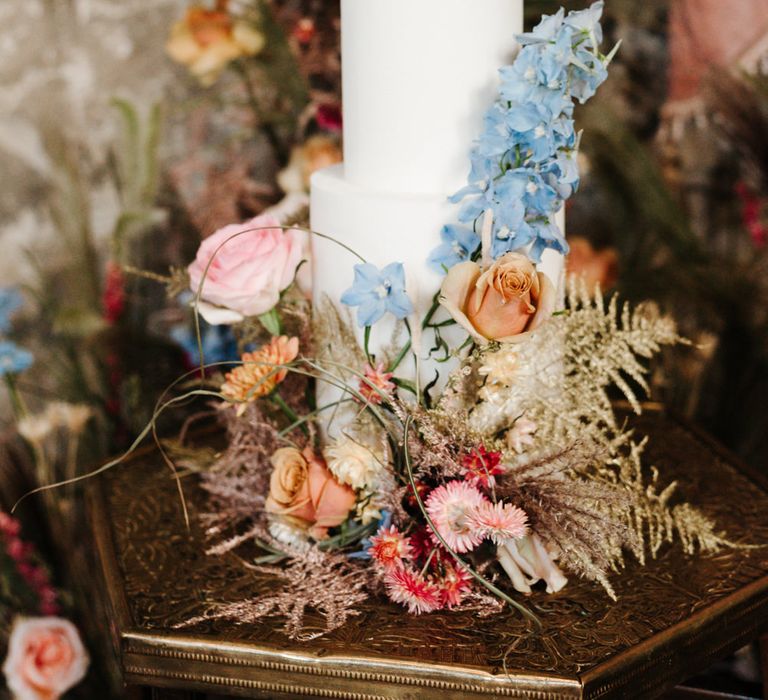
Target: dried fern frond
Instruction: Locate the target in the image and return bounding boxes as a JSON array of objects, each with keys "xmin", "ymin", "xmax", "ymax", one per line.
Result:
[
  {"xmin": 470, "ymin": 278, "xmax": 684, "ymax": 454},
  {"xmin": 313, "ymin": 294, "xmax": 367, "ymax": 380},
  {"xmin": 176, "ymin": 549, "xmax": 371, "ymax": 641}
]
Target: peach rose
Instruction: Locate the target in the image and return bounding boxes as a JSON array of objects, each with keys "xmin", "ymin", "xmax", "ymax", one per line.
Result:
[
  {"xmin": 266, "ymin": 447, "xmax": 356, "ymax": 539},
  {"xmin": 439, "ymin": 253, "xmax": 555, "ymax": 343},
  {"xmin": 277, "ymin": 135, "xmax": 343, "ymax": 195},
  {"xmin": 166, "ymin": 6, "xmax": 265, "ymax": 87},
  {"xmin": 188, "ymin": 214, "xmax": 305, "ymax": 325},
  {"xmin": 2, "ymin": 617, "xmax": 89, "ymax": 700}
]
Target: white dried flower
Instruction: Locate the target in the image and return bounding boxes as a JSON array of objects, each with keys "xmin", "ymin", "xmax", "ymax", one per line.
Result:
[
  {"xmin": 355, "ymin": 490, "xmax": 388, "ymax": 525},
  {"xmin": 324, "ymin": 437, "xmax": 384, "ymax": 491},
  {"xmin": 479, "ymin": 347, "xmax": 519, "ymax": 387},
  {"xmin": 268, "ymin": 518, "xmax": 310, "ymax": 552},
  {"xmin": 17, "ymin": 413, "xmax": 54, "ymax": 444},
  {"xmin": 507, "ymin": 417, "xmax": 538, "ymax": 454},
  {"xmin": 45, "ymin": 402, "xmax": 92, "ymax": 434}
]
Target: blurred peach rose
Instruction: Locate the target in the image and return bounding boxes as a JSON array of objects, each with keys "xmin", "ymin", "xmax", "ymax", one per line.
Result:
[
  {"xmin": 277, "ymin": 135, "xmax": 342, "ymax": 195},
  {"xmin": 2, "ymin": 617, "xmax": 89, "ymax": 700},
  {"xmin": 566, "ymin": 236, "xmax": 619, "ymax": 293},
  {"xmin": 166, "ymin": 5, "xmax": 265, "ymax": 86},
  {"xmin": 439, "ymin": 253, "xmax": 555, "ymax": 343},
  {"xmin": 266, "ymin": 447, "xmax": 356, "ymax": 539}
]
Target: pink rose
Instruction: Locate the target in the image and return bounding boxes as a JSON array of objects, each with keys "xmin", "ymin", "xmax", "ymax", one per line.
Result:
[
  {"xmin": 3, "ymin": 617, "xmax": 89, "ymax": 700},
  {"xmin": 187, "ymin": 214, "xmax": 306, "ymax": 325}
]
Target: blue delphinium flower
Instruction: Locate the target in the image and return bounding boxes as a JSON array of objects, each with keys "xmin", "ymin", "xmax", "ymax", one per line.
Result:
[
  {"xmin": 0, "ymin": 341, "xmax": 33, "ymax": 376},
  {"xmin": 516, "ymin": 8, "xmax": 565, "ymax": 46},
  {"xmin": 0, "ymin": 288, "xmax": 23, "ymax": 334},
  {"xmin": 341, "ymin": 262, "xmax": 414, "ymax": 327},
  {"xmin": 446, "ymin": 1, "xmax": 612, "ymax": 266},
  {"xmin": 428, "ymin": 225, "xmax": 481, "ymax": 273},
  {"xmin": 564, "ymin": 0, "xmax": 604, "ymax": 48}
]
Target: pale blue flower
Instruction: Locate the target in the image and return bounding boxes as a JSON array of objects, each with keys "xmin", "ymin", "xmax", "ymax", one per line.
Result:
[
  {"xmin": 0, "ymin": 288, "xmax": 23, "ymax": 334},
  {"xmin": 428, "ymin": 225, "xmax": 480, "ymax": 273},
  {"xmin": 564, "ymin": 1, "xmax": 604, "ymax": 48},
  {"xmin": 341, "ymin": 262, "xmax": 413, "ymax": 327},
  {"xmin": 491, "ymin": 220, "xmax": 537, "ymax": 259},
  {"xmin": 448, "ymin": 2, "xmax": 609, "ymax": 265},
  {"xmin": 570, "ymin": 47, "xmax": 609, "ymax": 103},
  {"xmin": 528, "ymin": 219, "xmax": 569, "ymax": 262},
  {"xmin": 0, "ymin": 341, "xmax": 33, "ymax": 376},
  {"xmin": 516, "ymin": 8, "xmax": 565, "ymax": 45}
]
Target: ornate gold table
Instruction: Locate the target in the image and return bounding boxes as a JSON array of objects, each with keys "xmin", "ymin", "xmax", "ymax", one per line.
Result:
[{"xmin": 88, "ymin": 406, "xmax": 768, "ymax": 699}]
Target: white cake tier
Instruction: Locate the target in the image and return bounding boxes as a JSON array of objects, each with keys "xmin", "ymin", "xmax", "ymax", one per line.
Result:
[
  {"xmin": 341, "ymin": 0, "xmax": 524, "ymax": 194},
  {"xmin": 311, "ymin": 165, "xmax": 465, "ymax": 384}
]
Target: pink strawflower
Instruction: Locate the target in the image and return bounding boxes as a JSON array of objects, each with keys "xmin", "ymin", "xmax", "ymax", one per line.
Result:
[
  {"xmin": 468, "ymin": 500, "xmax": 529, "ymax": 545},
  {"xmin": 425, "ymin": 481, "xmax": 488, "ymax": 553},
  {"xmin": 358, "ymin": 362, "xmax": 396, "ymax": 405},
  {"xmin": 437, "ymin": 564, "xmax": 472, "ymax": 608},
  {"xmin": 368, "ymin": 525, "xmax": 412, "ymax": 569},
  {"xmin": 384, "ymin": 566, "xmax": 442, "ymax": 614},
  {"xmin": 460, "ymin": 445, "xmax": 503, "ymax": 488}
]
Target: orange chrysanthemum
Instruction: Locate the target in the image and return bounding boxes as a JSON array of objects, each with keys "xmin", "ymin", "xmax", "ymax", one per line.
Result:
[{"xmin": 221, "ymin": 336, "xmax": 299, "ymax": 412}]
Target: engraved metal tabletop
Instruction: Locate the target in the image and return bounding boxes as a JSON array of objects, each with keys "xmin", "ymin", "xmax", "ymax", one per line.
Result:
[{"xmin": 89, "ymin": 407, "xmax": 768, "ymax": 699}]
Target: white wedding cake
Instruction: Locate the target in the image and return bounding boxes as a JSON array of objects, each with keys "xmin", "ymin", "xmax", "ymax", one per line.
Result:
[{"xmin": 311, "ymin": 0, "xmax": 562, "ymax": 383}]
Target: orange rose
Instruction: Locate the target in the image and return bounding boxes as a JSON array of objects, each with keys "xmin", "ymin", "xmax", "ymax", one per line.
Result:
[
  {"xmin": 439, "ymin": 253, "xmax": 556, "ymax": 343},
  {"xmin": 266, "ymin": 447, "xmax": 356, "ymax": 539}
]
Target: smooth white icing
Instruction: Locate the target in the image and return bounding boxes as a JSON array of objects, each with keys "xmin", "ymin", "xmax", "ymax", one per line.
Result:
[{"xmin": 310, "ymin": 1, "xmax": 571, "ymax": 405}]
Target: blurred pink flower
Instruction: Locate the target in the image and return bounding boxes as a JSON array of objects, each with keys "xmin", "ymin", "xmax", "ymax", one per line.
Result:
[
  {"xmin": 3, "ymin": 617, "xmax": 89, "ymax": 700},
  {"xmin": 316, "ymin": 104, "xmax": 343, "ymax": 133}
]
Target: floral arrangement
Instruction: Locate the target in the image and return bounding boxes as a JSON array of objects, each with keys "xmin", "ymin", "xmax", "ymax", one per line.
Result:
[{"xmin": 29, "ymin": 2, "xmax": 731, "ymax": 642}]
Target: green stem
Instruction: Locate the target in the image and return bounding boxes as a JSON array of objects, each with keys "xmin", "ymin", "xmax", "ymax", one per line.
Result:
[
  {"xmin": 386, "ymin": 294, "xmax": 442, "ymax": 374},
  {"xmin": 271, "ymin": 393, "xmax": 306, "ymax": 435},
  {"xmin": 363, "ymin": 326, "xmax": 373, "ymax": 365},
  {"xmin": 3, "ymin": 374, "xmax": 27, "ymax": 420}
]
